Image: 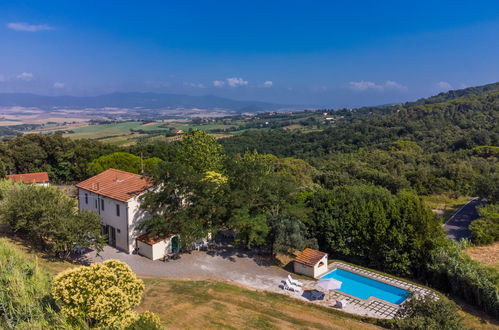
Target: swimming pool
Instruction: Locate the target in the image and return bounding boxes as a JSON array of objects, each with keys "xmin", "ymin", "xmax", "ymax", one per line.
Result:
[{"xmin": 321, "ymin": 268, "xmax": 409, "ymax": 305}]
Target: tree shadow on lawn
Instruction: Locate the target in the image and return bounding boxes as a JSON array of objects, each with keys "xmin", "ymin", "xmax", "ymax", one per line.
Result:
[{"xmin": 0, "ymin": 225, "xmax": 93, "ymax": 269}]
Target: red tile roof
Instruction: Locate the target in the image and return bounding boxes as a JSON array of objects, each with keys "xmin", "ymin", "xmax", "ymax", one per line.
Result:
[
  {"xmin": 137, "ymin": 234, "xmax": 174, "ymax": 245},
  {"xmin": 6, "ymin": 172, "xmax": 49, "ymax": 184},
  {"xmin": 76, "ymin": 168, "xmax": 153, "ymax": 202},
  {"xmin": 295, "ymin": 248, "xmax": 328, "ymax": 267}
]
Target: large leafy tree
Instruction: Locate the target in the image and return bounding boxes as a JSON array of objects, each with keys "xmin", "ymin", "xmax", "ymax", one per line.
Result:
[
  {"xmin": 225, "ymin": 152, "xmax": 306, "ymax": 249},
  {"xmin": 0, "ymin": 183, "xmax": 105, "ymax": 258},
  {"xmin": 268, "ymin": 214, "xmax": 317, "ymax": 255},
  {"xmin": 0, "ymin": 133, "xmax": 118, "ymax": 182},
  {"xmin": 140, "ymin": 161, "xmax": 228, "ymax": 246},
  {"xmin": 139, "ymin": 130, "xmax": 228, "ymax": 246},
  {"xmin": 307, "ymin": 185, "xmax": 445, "ymax": 275},
  {"xmin": 88, "ymin": 151, "xmax": 162, "ymax": 175},
  {"xmin": 176, "ymin": 130, "xmax": 225, "ymax": 173},
  {"xmin": 470, "ymin": 203, "xmax": 499, "ymax": 245},
  {"xmin": 393, "ymin": 295, "xmax": 464, "ymax": 330}
]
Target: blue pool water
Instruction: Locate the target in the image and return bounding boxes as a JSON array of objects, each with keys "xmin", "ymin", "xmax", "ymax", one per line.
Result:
[{"xmin": 321, "ymin": 269, "xmax": 409, "ymax": 305}]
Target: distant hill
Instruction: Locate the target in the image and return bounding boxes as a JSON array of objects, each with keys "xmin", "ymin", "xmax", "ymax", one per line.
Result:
[
  {"xmin": 222, "ymin": 81, "xmax": 499, "ymax": 156},
  {"xmin": 406, "ymin": 81, "xmax": 499, "ymax": 106},
  {"xmin": 0, "ymin": 92, "xmax": 289, "ymax": 113}
]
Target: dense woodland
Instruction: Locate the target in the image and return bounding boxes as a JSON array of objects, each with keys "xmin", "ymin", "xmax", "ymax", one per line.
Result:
[{"xmin": 0, "ymin": 83, "xmax": 498, "ymax": 322}]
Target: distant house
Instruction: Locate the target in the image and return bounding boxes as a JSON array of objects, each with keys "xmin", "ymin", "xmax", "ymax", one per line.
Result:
[
  {"xmin": 170, "ymin": 128, "xmax": 184, "ymax": 135},
  {"xmin": 76, "ymin": 168, "xmax": 154, "ymax": 254},
  {"xmin": 6, "ymin": 172, "xmax": 50, "ymax": 187},
  {"xmin": 294, "ymin": 248, "xmax": 328, "ymax": 278}
]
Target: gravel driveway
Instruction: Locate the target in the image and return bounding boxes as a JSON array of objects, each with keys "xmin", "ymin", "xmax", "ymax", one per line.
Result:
[{"xmin": 84, "ymin": 245, "xmax": 292, "ymax": 293}]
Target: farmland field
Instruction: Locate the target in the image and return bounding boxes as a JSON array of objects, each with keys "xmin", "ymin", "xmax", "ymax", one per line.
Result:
[{"xmin": 20, "ymin": 111, "xmax": 338, "ymax": 146}]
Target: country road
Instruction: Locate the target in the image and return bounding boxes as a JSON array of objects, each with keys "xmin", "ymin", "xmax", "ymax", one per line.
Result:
[{"xmin": 444, "ymin": 198, "xmax": 483, "ymax": 241}]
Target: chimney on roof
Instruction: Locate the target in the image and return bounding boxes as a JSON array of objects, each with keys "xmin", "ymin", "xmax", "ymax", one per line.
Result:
[{"xmin": 93, "ymin": 182, "xmax": 100, "ymax": 191}]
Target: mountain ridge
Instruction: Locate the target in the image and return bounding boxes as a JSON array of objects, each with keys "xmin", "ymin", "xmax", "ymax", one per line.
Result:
[{"xmin": 0, "ymin": 91, "xmax": 292, "ymax": 113}]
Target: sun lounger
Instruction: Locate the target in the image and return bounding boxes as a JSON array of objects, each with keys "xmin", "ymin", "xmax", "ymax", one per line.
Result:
[
  {"xmin": 288, "ymin": 274, "xmax": 303, "ymax": 287},
  {"xmin": 283, "ymin": 279, "xmax": 301, "ymax": 292}
]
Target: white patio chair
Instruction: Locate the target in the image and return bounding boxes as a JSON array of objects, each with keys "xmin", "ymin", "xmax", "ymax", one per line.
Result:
[
  {"xmin": 288, "ymin": 274, "xmax": 303, "ymax": 287},
  {"xmin": 283, "ymin": 279, "xmax": 301, "ymax": 292}
]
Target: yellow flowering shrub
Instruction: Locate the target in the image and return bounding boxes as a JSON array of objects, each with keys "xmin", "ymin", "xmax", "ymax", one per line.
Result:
[
  {"xmin": 118, "ymin": 311, "xmax": 163, "ymax": 330},
  {"xmin": 51, "ymin": 259, "xmax": 147, "ymax": 328},
  {"xmin": 203, "ymin": 171, "xmax": 228, "ymax": 186}
]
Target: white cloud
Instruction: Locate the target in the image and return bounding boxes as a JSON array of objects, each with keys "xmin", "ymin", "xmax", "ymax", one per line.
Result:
[
  {"xmin": 0, "ymin": 74, "xmax": 7, "ymax": 82},
  {"xmin": 263, "ymin": 80, "xmax": 273, "ymax": 88},
  {"xmin": 7, "ymin": 22, "xmax": 53, "ymax": 32},
  {"xmin": 436, "ymin": 81, "xmax": 452, "ymax": 91},
  {"xmin": 226, "ymin": 77, "xmax": 248, "ymax": 87},
  {"xmin": 384, "ymin": 80, "xmax": 407, "ymax": 91},
  {"xmin": 184, "ymin": 82, "xmax": 205, "ymax": 88},
  {"xmin": 349, "ymin": 80, "xmax": 407, "ymax": 92},
  {"xmin": 53, "ymin": 82, "xmax": 65, "ymax": 88},
  {"xmin": 17, "ymin": 72, "xmax": 34, "ymax": 81},
  {"xmin": 349, "ymin": 80, "xmax": 384, "ymax": 91},
  {"xmin": 213, "ymin": 77, "xmax": 249, "ymax": 88},
  {"xmin": 213, "ymin": 80, "xmax": 225, "ymax": 87}
]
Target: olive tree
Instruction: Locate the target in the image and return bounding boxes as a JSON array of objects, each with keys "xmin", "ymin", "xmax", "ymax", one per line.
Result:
[{"xmin": 0, "ymin": 183, "xmax": 105, "ymax": 258}]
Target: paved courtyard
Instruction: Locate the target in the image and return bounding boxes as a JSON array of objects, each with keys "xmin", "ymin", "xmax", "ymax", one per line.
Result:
[
  {"xmin": 84, "ymin": 245, "xmax": 291, "ymax": 293},
  {"xmin": 83, "ymin": 246, "xmax": 432, "ymax": 319}
]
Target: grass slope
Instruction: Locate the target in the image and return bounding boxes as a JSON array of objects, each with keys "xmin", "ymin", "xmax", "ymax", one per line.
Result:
[
  {"xmin": 465, "ymin": 242, "xmax": 499, "ymax": 271},
  {"xmin": 0, "ymin": 233, "xmax": 377, "ymax": 329},
  {"xmin": 1, "ymin": 232, "xmax": 498, "ymax": 329},
  {"xmin": 137, "ymin": 279, "xmax": 379, "ymax": 330}
]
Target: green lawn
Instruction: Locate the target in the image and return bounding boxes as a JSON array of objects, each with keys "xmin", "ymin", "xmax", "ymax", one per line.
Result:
[
  {"xmin": 137, "ymin": 279, "xmax": 380, "ymax": 330},
  {"xmin": 1, "ymin": 233, "xmax": 498, "ymax": 329}
]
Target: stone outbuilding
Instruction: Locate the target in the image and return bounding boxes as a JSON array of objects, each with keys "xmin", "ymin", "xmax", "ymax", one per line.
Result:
[{"xmin": 294, "ymin": 248, "xmax": 328, "ymax": 278}]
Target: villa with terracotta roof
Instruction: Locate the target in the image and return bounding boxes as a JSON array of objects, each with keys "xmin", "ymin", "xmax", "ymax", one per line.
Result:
[
  {"xmin": 6, "ymin": 172, "xmax": 50, "ymax": 186},
  {"xmin": 294, "ymin": 248, "xmax": 328, "ymax": 278},
  {"xmin": 76, "ymin": 168, "xmax": 158, "ymax": 254}
]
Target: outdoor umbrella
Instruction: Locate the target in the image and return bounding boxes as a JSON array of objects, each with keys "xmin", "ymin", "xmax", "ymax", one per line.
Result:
[{"xmin": 316, "ymin": 278, "xmax": 342, "ymax": 300}]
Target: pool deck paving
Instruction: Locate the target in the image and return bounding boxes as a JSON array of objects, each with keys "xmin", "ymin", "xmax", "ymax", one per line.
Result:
[{"xmin": 83, "ymin": 246, "xmax": 433, "ymax": 319}]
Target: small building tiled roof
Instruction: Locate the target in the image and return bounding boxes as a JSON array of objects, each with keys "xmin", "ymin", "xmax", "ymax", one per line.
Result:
[
  {"xmin": 295, "ymin": 248, "xmax": 328, "ymax": 267},
  {"xmin": 76, "ymin": 168, "xmax": 153, "ymax": 202},
  {"xmin": 6, "ymin": 172, "xmax": 49, "ymax": 184},
  {"xmin": 136, "ymin": 234, "xmax": 174, "ymax": 245}
]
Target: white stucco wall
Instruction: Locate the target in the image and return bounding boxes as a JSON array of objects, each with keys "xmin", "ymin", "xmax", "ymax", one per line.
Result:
[
  {"xmin": 314, "ymin": 255, "xmax": 328, "ymax": 277},
  {"xmin": 294, "ymin": 254, "xmax": 329, "ymax": 278},
  {"xmin": 137, "ymin": 237, "xmax": 173, "ymax": 260},
  {"xmin": 78, "ymin": 188, "xmax": 147, "ymax": 253},
  {"xmin": 137, "ymin": 240, "xmax": 153, "ymax": 259},
  {"xmin": 151, "ymin": 238, "xmax": 172, "ymax": 260},
  {"xmin": 126, "ymin": 193, "xmax": 150, "ymax": 253}
]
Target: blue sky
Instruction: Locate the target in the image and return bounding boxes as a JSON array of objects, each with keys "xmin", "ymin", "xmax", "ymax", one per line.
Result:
[{"xmin": 1, "ymin": 1, "xmax": 498, "ymax": 107}]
